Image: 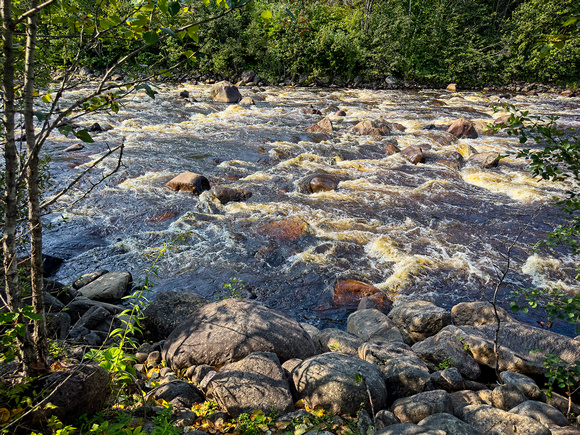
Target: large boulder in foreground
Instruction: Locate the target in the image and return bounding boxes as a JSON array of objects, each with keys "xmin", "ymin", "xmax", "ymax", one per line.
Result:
[
  {"xmin": 390, "ymin": 390, "xmax": 453, "ymax": 424},
  {"xmin": 210, "ymin": 81, "xmax": 242, "ymax": 103},
  {"xmin": 77, "ymin": 271, "xmax": 132, "ymax": 302},
  {"xmin": 388, "ymin": 300, "xmax": 451, "ymax": 344},
  {"xmin": 456, "ymin": 404, "xmax": 551, "ymax": 435},
  {"xmin": 451, "ymin": 301, "xmax": 515, "ymax": 326},
  {"xmin": 206, "ymin": 352, "xmax": 294, "ymax": 418},
  {"xmin": 162, "ymin": 299, "xmax": 316, "ymax": 370},
  {"xmin": 292, "ymin": 352, "xmax": 387, "ymax": 415}
]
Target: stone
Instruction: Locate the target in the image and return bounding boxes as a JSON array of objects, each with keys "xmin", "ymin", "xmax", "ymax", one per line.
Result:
[
  {"xmin": 451, "ymin": 301, "xmax": 514, "ymax": 326},
  {"xmin": 388, "ymin": 300, "xmax": 451, "ymax": 344},
  {"xmin": 73, "ymin": 305, "xmax": 112, "ymax": 331},
  {"xmin": 292, "ymin": 352, "xmax": 387, "ymax": 416},
  {"xmin": 309, "ymin": 174, "xmax": 339, "ymax": 193},
  {"xmin": 377, "ymin": 423, "xmax": 445, "ymax": 435},
  {"xmin": 190, "ymin": 365, "xmax": 214, "ymax": 387},
  {"xmin": 411, "ymin": 329, "xmax": 481, "ymax": 379},
  {"xmin": 359, "ymin": 341, "xmax": 431, "ymax": 400},
  {"xmin": 146, "ymin": 381, "xmax": 204, "ymax": 408},
  {"xmin": 358, "ymin": 297, "xmax": 379, "ymax": 311},
  {"xmin": 78, "ymin": 271, "xmax": 132, "ymax": 302},
  {"xmin": 65, "ymin": 143, "xmax": 84, "ymax": 152},
  {"xmin": 179, "ymin": 90, "xmax": 189, "ymax": 98},
  {"xmin": 73, "ymin": 269, "xmax": 109, "ymax": 290},
  {"xmin": 206, "ymin": 352, "xmax": 293, "ymax": 418},
  {"xmin": 306, "ymin": 117, "xmax": 333, "ymax": 134},
  {"xmin": 347, "ymin": 309, "xmax": 402, "ymax": 342},
  {"xmin": 375, "ymin": 410, "xmax": 401, "ymax": 430},
  {"xmin": 447, "ymin": 118, "xmax": 478, "ymax": 139},
  {"xmin": 401, "ymin": 146, "xmax": 425, "ymax": 164},
  {"xmin": 547, "ymin": 392, "xmax": 580, "ymax": 416},
  {"xmin": 302, "ymin": 104, "xmax": 322, "ymax": 115},
  {"xmin": 257, "ymin": 217, "xmax": 311, "ymax": 242},
  {"xmin": 450, "ymin": 390, "xmax": 486, "ymax": 411},
  {"xmin": 467, "ymin": 152, "xmax": 501, "ymax": 169},
  {"xmin": 492, "ymin": 384, "xmax": 528, "ymax": 410},
  {"xmin": 384, "ymin": 142, "xmax": 401, "ymax": 155},
  {"xmin": 46, "ymin": 312, "xmax": 71, "ymax": 340},
  {"xmin": 241, "ymin": 70, "xmax": 256, "ymax": 83},
  {"xmin": 239, "ymin": 97, "xmax": 255, "ymax": 105},
  {"xmin": 335, "ymin": 110, "xmax": 347, "ymax": 116},
  {"xmin": 66, "ymin": 296, "xmax": 123, "ymax": 323},
  {"xmin": 312, "ymin": 328, "xmax": 364, "ymax": 356},
  {"xmin": 446, "ymin": 84, "xmax": 457, "ymax": 92},
  {"xmin": 560, "ymin": 90, "xmax": 575, "ymax": 97},
  {"xmin": 390, "ymin": 123, "xmax": 406, "ymax": 132},
  {"xmin": 353, "ymin": 120, "xmax": 391, "ymax": 136},
  {"xmin": 390, "ymin": 390, "xmax": 453, "ymax": 424},
  {"xmin": 212, "ymin": 186, "xmax": 252, "ymax": 204},
  {"xmin": 300, "ymin": 322, "xmax": 320, "ymax": 339},
  {"xmin": 418, "ymin": 413, "xmax": 481, "ymax": 435},
  {"xmin": 510, "ymin": 400, "xmax": 569, "ymax": 428},
  {"xmin": 550, "ymin": 429, "xmax": 580, "ymax": 434},
  {"xmin": 456, "ymin": 404, "xmax": 551, "ymax": 435},
  {"xmin": 429, "ymin": 368, "xmax": 465, "ymax": 392},
  {"xmin": 499, "ymin": 371, "xmax": 543, "ymax": 401},
  {"xmin": 333, "ymin": 280, "xmax": 392, "ymax": 310},
  {"xmin": 166, "ymin": 172, "xmax": 211, "ymax": 195},
  {"xmin": 210, "ymin": 81, "xmax": 242, "ymax": 103},
  {"xmin": 163, "ymin": 299, "xmax": 316, "ymax": 370}
]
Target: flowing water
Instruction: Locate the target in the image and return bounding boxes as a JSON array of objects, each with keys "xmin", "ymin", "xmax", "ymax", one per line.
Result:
[{"xmin": 40, "ymin": 83, "xmax": 580, "ymax": 332}]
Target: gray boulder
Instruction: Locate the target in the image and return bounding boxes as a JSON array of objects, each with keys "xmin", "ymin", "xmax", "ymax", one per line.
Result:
[
  {"xmin": 359, "ymin": 341, "xmax": 431, "ymax": 400},
  {"xmin": 450, "ymin": 390, "xmax": 487, "ymax": 412},
  {"xmin": 77, "ymin": 271, "xmax": 132, "ymax": 302},
  {"xmin": 65, "ymin": 295, "xmax": 124, "ymax": 322},
  {"xmin": 206, "ymin": 352, "xmax": 293, "ymax": 418},
  {"xmin": 550, "ymin": 428, "xmax": 580, "ymax": 434},
  {"xmin": 467, "ymin": 152, "xmax": 501, "ymax": 169},
  {"xmin": 499, "ymin": 371, "xmax": 544, "ymax": 401},
  {"xmin": 377, "ymin": 423, "xmax": 445, "ymax": 435},
  {"xmin": 375, "ymin": 410, "xmax": 401, "ymax": 430},
  {"xmin": 456, "ymin": 404, "xmax": 551, "ymax": 435},
  {"xmin": 388, "ymin": 301, "xmax": 451, "ymax": 344},
  {"xmin": 163, "ymin": 299, "xmax": 316, "ymax": 370},
  {"xmin": 142, "ymin": 290, "xmax": 208, "ymax": 341},
  {"xmin": 492, "ymin": 384, "xmax": 527, "ymax": 410},
  {"xmin": 510, "ymin": 401, "xmax": 569, "ymax": 428},
  {"xmin": 430, "ymin": 368, "xmax": 465, "ymax": 392},
  {"xmin": 146, "ymin": 381, "xmax": 204, "ymax": 408},
  {"xmin": 390, "ymin": 390, "xmax": 453, "ymax": 424},
  {"xmin": 73, "ymin": 269, "xmax": 109, "ymax": 289},
  {"xmin": 418, "ymin": 413, "xmax": 482, "ymax": 435},
  {"xmin": 348, "ymin": 309, "xmax": 403, "ymax": 342},
  {"xmin": 210, "ymin": 81, "xmax": 242, "ymax": 103},
  {"xmin": 292, "ymin": 352, "xmax": 387, "ymax": 415},
  {"xmin": 313, "ymin": 328, "xmax": 364, "ymax": 356},
  {"xmin": 240, "ymin": 70, "xmax": 256, "ymax": 83},
  {"xmin": 451, "ymin": 301, "xmax": 514, "ymax": 326}
]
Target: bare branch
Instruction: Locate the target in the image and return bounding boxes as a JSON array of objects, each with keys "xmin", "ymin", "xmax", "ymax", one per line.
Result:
[{"xmin": 13, "ymin": 0, "xmax": 58, "ymax": 26}]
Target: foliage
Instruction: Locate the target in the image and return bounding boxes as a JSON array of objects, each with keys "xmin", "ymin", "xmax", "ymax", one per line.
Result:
[
  {"xmin": 216, "ymin": 277, "xmax": 246, "ymax": 300},
  {"xmin": 0, "ymin": 306, "xmax": 42, "ymax": 362},
  {"xmin": 438, "ymin": 356, "xmax": 456, "ymax": 370}
]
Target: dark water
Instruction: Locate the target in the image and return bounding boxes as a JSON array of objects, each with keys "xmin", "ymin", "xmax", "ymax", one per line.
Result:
[{"xmin": 39, "ymin": 83, "xmax": 580, "ymax": 333}]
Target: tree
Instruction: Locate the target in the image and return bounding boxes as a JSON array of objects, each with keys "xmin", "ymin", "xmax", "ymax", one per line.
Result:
[{"xmin": 1, "ymin": 0, "xmax": 255, "ymax": 377}]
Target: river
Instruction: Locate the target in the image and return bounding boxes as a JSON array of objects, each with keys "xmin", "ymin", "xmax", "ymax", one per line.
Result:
[{"xmin": 39, "ymin": 82, "xmax": 580, "ymax": 332}]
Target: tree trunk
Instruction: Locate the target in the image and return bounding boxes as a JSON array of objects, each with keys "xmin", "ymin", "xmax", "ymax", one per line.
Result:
[
  {"xmin": 1, "ymin": 0, "xmax": 36, "ymax": 376},
  {"xmin": 23, "ymin": 0, "xmax": 48, "ymax": 369}
]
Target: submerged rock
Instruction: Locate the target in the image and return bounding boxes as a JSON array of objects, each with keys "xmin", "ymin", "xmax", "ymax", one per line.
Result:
[
  {"xmin": 210, "ymin": 81, "xmax": 242, "ymax": 103},
  {"xmin": 166, "ymin": 172, "xmax": 211, "ymax": 195}
]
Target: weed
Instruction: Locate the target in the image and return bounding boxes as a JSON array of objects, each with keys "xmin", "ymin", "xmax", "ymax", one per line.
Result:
[
  {"xmin": 438, "ymin": 356, "xmax": 456, "ymax": 370},
  {"xmin": 216, "ymin": 278, "xmax": 246, "ymax": 300}
]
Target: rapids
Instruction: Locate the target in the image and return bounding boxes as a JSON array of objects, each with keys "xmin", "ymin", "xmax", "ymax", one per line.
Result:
[{"xmin": 40, "ymin": 83, "xmax": 580, "ymax": 332}]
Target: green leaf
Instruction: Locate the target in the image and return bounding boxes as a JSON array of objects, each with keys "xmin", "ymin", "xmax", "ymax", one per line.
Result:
[
  {"xmin": 158, "ymin": 0, "xmax": 168, "ymax": 13},
  {"xmin": 143, "ymin": 31, "xmax": 159, "ymax": 45},
  {"xmin": 75, "ymin": 130, "xmax": 95, "ymax": 143},
  {"xmin": 261, "ymin": 10, "xmax": 272, "ymax": 20},
  {"xmin": 354, "ymin": 373, "xmax": 362, "ymax": 383},
  {"xmin": 563, "ymin": 17, "xmax": 578, "ymax": 27},
  {"xmin": 168, "ymin": 1, "xmax": 180, "ymax": 16},
  {"xmin": 58, "ymin": 125, "xmax": 74, "ymax": 137},
  {"xmin": 187, "ymin": 25, "xmax": 199, "ymax": 42}
]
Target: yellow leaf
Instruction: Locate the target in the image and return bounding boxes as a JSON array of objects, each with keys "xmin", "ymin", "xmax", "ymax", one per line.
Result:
[
  {"xmin": 11, "ymin": 408, "xmax": 23, "ymax": 416},
  {"xmin": 50, "ymin": 362, "xmax": 64, "ymax": 372},
  {"xmin": 261, "ymin": 10, "xmax": 272, "ymax": 20},
  {"xmin": 32, "ymin": 89, "xmax": 39, "ymax": 97},
  {"xmin": 0, "ymin": 408, "xmax": 10, "ymax": 423},
  {"xmin": 41, "ymin": 94, "xmax": 52, "ymax": 103},
  {"xmin": 112, "ymin": 403, "xmax": 125, "ymax": 409}
]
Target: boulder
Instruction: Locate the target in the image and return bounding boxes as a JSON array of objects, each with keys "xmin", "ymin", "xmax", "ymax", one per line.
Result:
[
  {"xmin": 377, "ymin": 423, "xmax": 444, "ymax": 435},
  {"xmin": 240, "ymin": 70, "xmax": 256, "ymax": 83},
  {"xmin": 358, "ymin": 297, "xmax": 380, "ymax": 311},
  {"xmin": 306, "ymin": 117, "xmax": 333, "ymax": 134},
  {"xmin": 359, "ymin": 341, "xmax": 431, "ymax": 400},
  {"xmin": 411, "ymin": 329, "xmax": 481, "ymax": 379},
  {"xmin": 179, "ymin": 90, "xmax": 189, "ymax": 98},
  {"xmin": 429, "ymin": 368, "xmax": 465, "ymax": 392},
  {"xmin": 73, "ymin": 269, "xmax": 109, "ymax": 290},
  {"xmin": 206, "ymin": 352, "xmax": 294, "ymax": 418},
  {"xmin": 333, "ymin": 280, "xmax": 392, "ymax": 310},
  {"xmin": 499, "ymin": 371, "xmax": 543, "ymax": 401},
  {"xmin": 492, "ymin": 384, "xmax": 528, "ymax": 410},
  {"xmin": 450, "ymin": 390, "xmax": 487, "ymax": 411},
  {"xmin": 65, "ymin": 144, "xmax": 84, "ymax": 152},
  {"xmin": 166, "ymin": 172, "xmax": 210, "ymax": 195},
  {"xmin": 375, "ymin": 410, "xmax": 401, "ymax": 430},
  {"xmin": 65, "ymin": 295, "xmax": 124, "ymax": 323},
  {"xmin": 388, "ymin": 300, "xmax": 451, "ymax": 344},
  {"xmin": 353, "ymin": 120, "xmax": 391, "ymax": 136},
  {"xmin": 309, "ymin": 174, "xmax": 339, "ymax": 193},
  {"xmin": 210, "ymin": 81, "xmax": 242, "ymax": 103},
  {"xmin": 72, "ymin": 305, "xmax": 112, "ymax": 331},
  {"xmin": 401, "ymin": 146, "xmax": 425, "ymax": 164},
  {"xmin": 451, "ymin": 301, "xmax": 514, "ymax": 326},
  {"xmin": 446, "ymin": 84, "xmax": 457, "ymax": 92},
  {"xmin": 347, "ymin": 309, "xmax": 402, "ymax": 342},
  {"xmin": 212, "ymin": 186, "xmax": 252, "ymax": 204},
  {"xmin": 162, "ymin": 299, "xmax": 316, "ymax": 369},
  {"xmin": 312, "ymin": 328, "xmax": 364, "ymax": 356},
  {"xmin": 456, "ymin": 404, "xmax": 551, "ymax": 435},
  {"xmin": 77, "ymin": 271, "xmax": 132, "ymax": 302},
  {"xmin": 384, "ymin": 142, "xmax": 401, "ymax": 155},
  {"xmin": 467, "ymin": 152, "xmax": 501, "ymax": 169},
  {"xmin": 146, "ymin": 381, "xmax": 204, "ymax": 408},
  {"xmin": 239, "ymin": 97, "xmax": 255, "ymax": 105},
  {"xmin": 447, "ymin": 118, "xmax": 478, "ymax": 139},
  {"xmin": 510, "ymin": 401, "xmax": 569, "ymax": 428},
  {"xmin": 547, "ymin": 392, "xmax": 580, "ymax": 416},
  {"xmin": 257, "ymin": 217, "xmax": 311, "ymax": 242},
  {"xmin": 390, "ymin": 390, "xmax": 454, "ymax": 424},
  {"xmin": 335, "ymin": 110, "xmax": 347, "ymax": 116},
  {"xmin": 292, "ymin": 352, "xmax": 387, "ymax": 415},
  {"xmin": 418, "ymin": 413, "xmax": 481, "ymax": 435}
]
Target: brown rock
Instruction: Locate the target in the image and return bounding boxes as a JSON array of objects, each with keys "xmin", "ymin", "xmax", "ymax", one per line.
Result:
[
  {"xmin": 335, "ymin": 110, "xmax": 347, "ymax": 116},
  {"xmin": 306, "ymin": 117, "xmax": 333, "ymax": 134},
  {"xmin": 333, "ymin": 279, "xmax": 391, "ymax": 309},
  {"xmin": 446, "ymin": 84, "xmax": 457, "ymax": 92},
  {"xmin": 258, "ymin": 217, "xmax": 310, "ymax": 242},
  {"xmin": 451, "ymin": 301, "xmax": 514, "ymax": 326},
  {"xmin": 239, "ymin": 97, "xmax": 255, "ymax": 105},
  {"xmin": 353, "ymin": 120, "xmax": 391, "ymax": 136},
  {"xmin": 383, "ymin": 142, "xmax": 401, "ymax": 155},
  {"xmin": 401, "ymin": 146, "xmax": 426, "ymax": 164},
  {"xmin": 561, "ymin": 90, "xmax": 575, "ymax": 97},
  {"xmin": 447, "ymin": 118, "xmax": 478, "ymax": 139},
  {"xmin": 210, "ymin": 81, "xmax": 242, "ymax": 103},
  {"xmin": 493, "ymin": 114, "xmax": 511, "ymax": 125},
  {"xmin": 390, "ymin": 123, "xmax": 406, "ymax": 132},
  {"xmin": 468, "ymin": 152, "xmax": 501, "ymax": 168},
  {"xmin": 427, "ymin": 131, "xmax": 457, "ymax": 146},
  {"xmin": 212, "ymin": 186, "xmax": 252, "ymax": 204},
  {"xmin": 65, "ymin": 143, "xmax": 84, "ymax": 152},
  {"xmin": 309, "ymin": 175, "xmax": 339, "ymax": 193},
  {"xmin": 166, "ymin": 172, "xmax": 210, "ymax": 195}
]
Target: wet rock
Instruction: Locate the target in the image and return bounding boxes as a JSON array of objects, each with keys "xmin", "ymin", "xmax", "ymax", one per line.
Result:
[
  {"xmin": 206, "ymin": 352, "xmax": 293, "ymax": 418},
  {"xmin": 210, "ymin": 81, "xmax": 242, "ymax": 103},
  {"xmin": 212, "ymin": 186, "xmax": 252, "ymax": 204},
  {"xmin": 427, "ymin": 131, "xmax": 458, "ymax": 146},
  {"xmin": 77, "ymin": 271, "xmax": 132, "ymax": 302},
  {"xmin": 146, "ymin": 381, "xmax": 204, "ymax": 408},
  {"xmin": 390, "ymin": 390, "xmax": 453, "ymax": 424},
  {"xmin": 411, "ymin": 329, "xmax": 481, "ymax": 379},
  {"xmin": 306, "ymin": 117, "xmax": 333, "ymax": 134},
  {"xmin": 451, "ymin": 301, "xmax": 514, "ymax": 326},
  {"xmin": 359, "ymin": 341, "xmax": 431, "ymax": 400},
  {"xmin": 383, "ymin": 142, "xmax": 401, "ymax": 155},
  {"xmin": 347, "ymin": 309, "xmax": 402, "ymax": 342},
  {"xmin": 456, "ymin": 404, "xmax": 551, "ymax": 435},
  {"xmin": 196, "ymin": 190, "xmax": 223, "ymax": 214},
  {"xmin": 388, "ymin": 300, "xmax": 452, "ymax": 344},
  {"xmin": 166, "ymin": 172, "xmax": 211, "ymax": 195},
  {"xmin": 551, "ymin": 428, "xmax": 580, "ymax": 434},
  {"xmin": 499, "ymin": 371, "xmax": 544, "ymax": 401},
  {"xmin": 510, "ymin": 401, "xmax": 569, "ymax": 428},
  {"xmin": 309, "ymin": 174, "xmax": 340, "ymax": 193},
  {"xmin": 179, "ymin": 90, "xmax": 189, "ymax": 98},
  {"xmin": 239, "ymin": 97, "xmax": 255, "ymax": 105},
  {"xmin": 333, "ymin": 280, "xmax": 392, "ymax": 310},
  {"xmin": 353, "ymin": 120, "xmax": 391, "ymax": 136},
  {"xmin": 390, "ymin": 123, "xmax": 406, "ymax": 132},
  {"xmin": 302, "ymin": 104, "xmax": 322, "ymax": 115},
  {"xmin": 375, "ymin": 410, "xmax": 401, "ymax": 430},
  {"xmin": 163, "ymin": 299, "xmax": 316, "ymax": 369},
  {"xmin": 560, "ymin": 90, "xmax": 575, "ymax": 97},
  {"xmin": 241, "ymin": 70, "xmax": 256, "ymax": 83},
  {"xmin": 65, "ymin": 143, "xmax": 84, "ymax": 152},
  {"xmin": 335, "ymin": 110, "xmax": 347, "ymax": 116},
  {"xmin": 446, "ymin": 84, "xmax": 457, "ymax": 92},
  {"xmin": 418, "ymin": 413, "xmax": 480, "ymax": 435},
  {"xmin": 257, "ymin": 217, "xmax": 311, "ymax": 242},
  {"xmin": 292, "ymin": 352, "xmax": 387, "ymax": 415},
  {"xmin": 447, "ymin": 118, "xmax": 478, "ymax": 139},
  {"xmin": 312, "ymin": 328, "xmax": 364, "ymax": 356},
  {"xmin": 492, "ymin": 384, "xmax": 528, "ymax": 410},
  {"xmin": 429, "ymin": 368, "xmax": 465, "ymax": 392},
  {"xmin": 73, "ymin": 269, "xmax": 109, "ymax": 290},
  {"xmin": 467, "ymin": 152, "xmax": 501, "ymax": 169},
  {"xmin": 401, "ymin": 146, "xmax": 425, "ymax": 164}
]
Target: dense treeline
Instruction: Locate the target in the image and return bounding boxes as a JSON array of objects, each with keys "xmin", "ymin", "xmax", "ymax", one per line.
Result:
[{"xmin": 40, "ymin": 0, "xmax": 580, "ymax": 86}]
